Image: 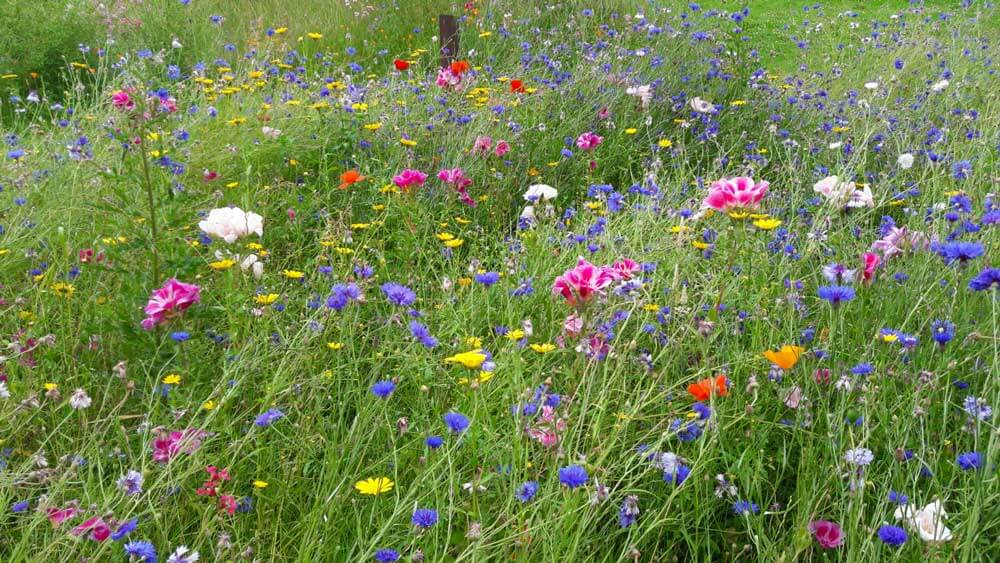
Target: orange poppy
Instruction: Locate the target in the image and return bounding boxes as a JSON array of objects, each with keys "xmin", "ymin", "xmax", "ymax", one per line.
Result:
[
  {"xmin": 339, "ymin": 169, "xmax": 365, "ymax": 189},
  {"xmin": 510, "ymin": 79, "xmax": 525, "ymax": 93},
  {"xmin": 450, "ymin": 60, "xmax": 470, "ymax": 75},
  {"xmin": 763, "ymin": 345, "xmax": 805, "ymax": 370},
  {"xmin": 687, "ymin": 375, "xmax": 728, "ymax": 402},
  {"xmin": 393, "ymin": 59, "xmax": 409, "ymax": 71}
]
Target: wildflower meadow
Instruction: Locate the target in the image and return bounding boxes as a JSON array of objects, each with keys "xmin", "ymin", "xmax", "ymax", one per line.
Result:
[{"xmin": 1, "ymin": 1, "xmax": 998, "ymax": 561}]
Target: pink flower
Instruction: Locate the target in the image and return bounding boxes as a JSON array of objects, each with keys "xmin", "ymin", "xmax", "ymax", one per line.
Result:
[
  {"xmin": 575, "ymin": 131, "xmax": 603, "ymax": 151},
  {"xmin": 152, "ymin": 428, "xmax": 207, "ymax": 463},
  {"xmin": 563, "ymin": 312, "xmax": 584, "ymax": 337},
  {"xmin": 435, "ymin": 67, "xmax": 464, "ymax": 90},
  {"xmin": 46, "ymin": 505, "xmax": 79, "ymax": 527},
  {"xmin": 71, "ymin": 516, "xmax": 111, "ymax": 542},
  {"xmin": 861, "ymin": 252, "xmax": 880, "ymax": 284},
  {"xmin": 437, "ymin": 167, "xmax": 472, "ymax": 189},
  {"xmin": 552, "ymin": 257, "xmax": 615, "ymax": 305},
  {"xmin": 472, "ymin": 136, "xmax": 492, "ymax": 154},
  {"xmin": 607, "ymin": 258, "xmax": 639, "ymax": 281},
  {"xmin": 493, "ymin": 139, "xmax": 511, "ymax": 157},
  {"xmin": 111, "ymin": 90, "xmax": 134, "ymax": 110},
  {"xmin": 809, "ymin": 520, "xmax": 844, "ymax": 549},
  {"xmin": 702, "ymin": 176, "xmax": 769, "ymax": 212},
  {"xmin": 392, "ymin": 168, "xmax": 428, "ymax": 190},
  {"xmin": 141, "ymin": 279, "xmax": 201, "ymax": 330}
]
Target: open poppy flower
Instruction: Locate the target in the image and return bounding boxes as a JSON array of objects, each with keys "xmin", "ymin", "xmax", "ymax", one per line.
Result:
[
  {"xmin": 450, "ymin": 60, "xmax": 471, "ymax": 75},
  {"xmin": 339, "ymin": 169, "xmax": 365, "ymax": 189},
  {"xmin": 687, "ymin": 375, "xmax": 728, "ymax": 401},
  {"xmin": 510, "ymin": 79, "xmax": 526, "ymax": 93},
  {"xmin": 393, "ymin": 59, "xmax": 409, "ymax": 71},
  {"xmin": 763, "ymin": 345, "xmax": 805, "ymax": 370}
]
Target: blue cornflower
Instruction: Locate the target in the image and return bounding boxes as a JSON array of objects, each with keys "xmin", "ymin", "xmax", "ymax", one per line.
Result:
[
  {"xmin": 411, "ymin": 508, "xmax": 438, "ymax": 528},
  {"xmin": 117, "ymin": 470, "xmax": 144, "ymax": 496},
  {"xmin": 374, "ymin": 548, "xmax": 400, "ymax": 562},
  {"xmin": 732, "ymin": 500, "xmax": 759, "ymax": 515},
  {"xmin": 327, "ymin": 283, "xmax": 361, "ymax": 311},
  {"xmin": 474, "ymin": 271, "xmax": 501, "ymax": 286},
  {"xmin": 951, "ymin": 159, "xmax": 972, "ymax": 180},
  {"xmin": 6, "ymin": 148, "xmax": 25, "ymax": 160},
  {"xmin": 663, "ymin": 464, "xmax": 691, "ymax": 485},
  {"xmin": 968, "ymin": 267, "xmax": 999, "ymax": 291},
  {"xmin": 936, "ymin": 241, "xmax": 984, "ymax": 264},
  {"xmin": 930, "ymin": 320, "xmax": 955, "ymax": 346},
  {"xmin": 425, "ymin": 435, "xmax": 444, "ymax": 449},
  {"xmin": 956, "ymin": 451, "xmax": 983, "ymax": 471},
  {"xmin": 962, "ymin": 396, "xmax": 992, "ymax": 421},
  {"xmin": 111, "ymin": 518, "xmax": 138, "ymax": 541},
  {"xmin": 123, "ymin": 540, "xmax": 157, "ymax": 563},
  {"xmin": 878, "ymin": 525, "xmax": 907, "ymax": 546},
  {"xmin": 370, "ymin": 380, "xmax": 396, "ymax": 398},
  {"xmin": 851, "ymin": 363, "xmax": 874, "ymax": 376},
  {"xmin": 170, "ymin": 331, "xmax": 190, "ymax": 342},
  {"xmin": 381, "ymin": 282, "xmax": 416, "ymax": 306},
  {"xmin": 888, "ymin": 491, "xmax": 908, "ymax": 505},
  {"xmin": 558, "ymin": 464, "xmax": 589, "ymax": 489},
  {"xmin": 254, "ymin": 408, "xmax": 285, "ymax": 427},
  {"xmin": 817, "ymin": 285, "xmax": 855, "ymax": 306},
  {"xmin": 408, "ymin": 320, "xmax": 438, "ymax": 348},
  {"xmin": 516, "ymin": 481, "xmax": 539, "ymax": 502},
  {"xmin": 618, "ymin": 495, "xmax": 640, "ymax": 528},
  {"xmin": 12, "ymin": 500, "xmax": 29, "ymax": 513},
  {"xmin": 443, "ymin": 412, "xmax": 470, "ymax": 434}
]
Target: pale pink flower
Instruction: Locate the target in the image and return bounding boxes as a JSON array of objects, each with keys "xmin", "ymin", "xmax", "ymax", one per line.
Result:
[
  {"xmin": 563, "ymin": 312, "xmax": 584, "ymax": 337},
  {"xmin": 552, "ymin": 257, "xmax": 615, "ymax": 305},
  {"xmin": 472, "ymin": 136, "xmax": 492, "ymax": 154},
  {"xmin": 198, "ymin": 207, "xmax": 263, "ymax": 244},
  {"xmin": 435, "ymin": 67, "xmax": 464, "ymax": 90},
  {"xmin": 493, "ymin": 140, "xmax": 511, "ymax": 157},
  {"xmin": 437, "ymin": 167, "xmax": 472, "ymax": 189},
  {"xmin": 141, "ymin": 279, "xmax": 201, "ymax": 330},
  {"xmin": 392, "ymin": 168, "xmax": 428, "ymax": 190},
  {"xmin": 702, "ymin": 177, "xmax": 769, "ymax": 212},
  {"xmin": 575, "ymin": 131, "xmax": 603, "ymax": 151}
]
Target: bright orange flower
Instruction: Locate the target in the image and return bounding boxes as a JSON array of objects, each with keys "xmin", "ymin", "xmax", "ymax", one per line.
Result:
[
  {"xmin": 450, "ymin": 60, "xmax": 470, "ymax": 75},
  {"xmin": 687, "ymin": 375, "xmax": 728, "ymax": 402},
  {"xmin": 763, "ymin": 345, "xmax": 805, "ymax": 370},
  {"xmin": 339, "ymin": 169, "xmax": 365, "ymax": 189},
  {"xmin": 510, "ymin": 79, "xmax": 525, "ymax": 93}
]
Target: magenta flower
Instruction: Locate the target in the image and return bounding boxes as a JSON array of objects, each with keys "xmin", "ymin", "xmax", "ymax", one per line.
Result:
[
  {"xmin": 46, "ymin": 505, "xmax": 80, "ymax": 527},
  {"xmin": 472, "ymin": 136, "xmax": 492, "ymax": 154},
  {"xmin": 437, "ymin": 167, "xmax": 472, "ymax": 189},
  {"xmin": 141, "ymin": 279, "xmax": 201, "ymax": 330},
  {"xmin": 808, "ymin": 520, "xmax": 844, "ymax": 549},
  {"xmin": 71, "ymin": 516, "xmax": 111, "ymax": 542},
  {"xmin": 152, "ymin": 429, "xmax": 207, "ymax": 463},
  {"xmin": 575, "ymin": 131, "xmax": 603, "ymax": 151},
  {"xmin": 552, "ymin": 257, "xmax": 615, "ymax": 305},
  {"xmin": 861, "ymin": 252, "xmax": 880, "ymax": 284},
  {"xmin": 494, "ymin": 140, "xmax": 511, "ymax": 156},
  {"xmin": 702, "ymin": 177, "xmax": 769, "ymax": 212},
  {"xmin": 608, "ymin": 258, "xmax": 640, "ymax": 281},
  {"xmin": 111, "ymin": 90, "xmax": 134, "ymax": 110},
  {"xmin": 392, "ymin": 168, "xmax": 428, "ymax": 190}
]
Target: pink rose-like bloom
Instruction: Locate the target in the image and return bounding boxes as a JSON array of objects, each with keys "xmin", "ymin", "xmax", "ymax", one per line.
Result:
[
  {"xmin": 141, "ymin": 279, "xmax": 201, "ymax": 330},
  {"xmin": 435, "ymin": 67, "xmax": 464, "ymax": 90},
  {"xmin": 152, "ymin": 428, "xmax": 207, "ymax": 463},
  {"xmin": 702, "ymin": 176, "xmax": 769, "ymax": 212},
  {"xmin": 607, "ymin": 258, "xmax": 639, "ymax": 281},
  {"xmin": 575, "ymin": 131, "xmax": 603, "ymax": 151},
  {"xmin": 861, "ymin": 252, "xmax": 880, "ymax": 284},
  {"xmin": 552, "ymin": 257, "xmax": 615, "ymax": 305},
  {"xmin": 71, "ymin": 516, "xmax": 111, "ymax": 542},
  {"xmin": 392, "ymin": 168, "xmax": 428, "ymax": 190},
  {"xmin": 111, "ymin": 90, "xmax": 134, "ymax": 110},
  {"xmin": 437, "ymin": 167, "xmax": 472, "ymax": 189},
  {"xmin": 493, "ymin": 139, "xmax": 511, "ymax": 157},
  {"xmin": 472, "ymin": 136, "xmax": 492, "ymax": 154},
  {"xmin": 809, "ymin": 520, "xmax": 844, "ymax": 549}
]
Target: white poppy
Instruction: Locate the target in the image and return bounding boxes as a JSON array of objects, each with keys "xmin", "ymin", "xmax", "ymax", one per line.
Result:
[
  {"xmin": 199, "ymin": 207, "xmax": 264, "ymax": 243},
  {"xmin": 690, "ymin": 97, "xmax": 714, "ymax": 113},
  {"xmin": 626, "ymin": 84, "xmax": 652, "ymax": 108},
  {"xmin": 930, "ymin": 79, "xmax": 949, "ymax": 92},
  {"xmin": 864, "ymin": 81, "xmax": 879, "ymax": 90},
  {"xmin": 523, "ymin": 184, "xmax": 558, "ymax": 201},
  {"xmin": 897, "ymin": 153, "xmax": 915, "ymax": 169},
  {"xmin": 894, "ymin": 500, "xmax": 953, "ymax": 543}
]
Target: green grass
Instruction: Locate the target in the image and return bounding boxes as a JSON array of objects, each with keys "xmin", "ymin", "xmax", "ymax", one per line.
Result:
[{"xmin": 1, "ymin": 1, "xmax": 998, "ymax": 562}]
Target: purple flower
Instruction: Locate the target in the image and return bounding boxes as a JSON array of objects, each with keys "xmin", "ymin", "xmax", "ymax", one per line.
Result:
[
  {"xmin": 516, "ymin": 481, "xmax": 539, "ymax": 502},
  {"xmin": 817, "ymin": 285, "xmax": 855, "ymax": 306},
  {"xmin": 732, "ymin": 500, "xmax": 759, "ymax": 515},
  {"xmin": 408, "ymin": 320, "xmax": 438, "ymax": 348},
  {"xmin": 425, "ymin": 435, "xmax": 444, "ymax": 449},
  {"xmin": 123, "ymin": 540, "xmax": 157, "ymax": 562},
  {"xmin": 255, "ymin": 408, "xmax": 285, "ymax": 427},
  {"xmin": 968, "ymin": 267, "xmax": 999, "ymax": 291},
  {"xmin": 374, "ymin": 549, "xmax": 400, "ymax": 562},
  {"xmin": 117, "ymin": 470, "xmax": 144, "ymax": 496},
  {"xmin": 877, "ymin": 525, "xmax": 907, "ymax": 546},
  {"xmin": 930, "ymin": 320, "xmax": 955, "ymax": 346},
  {"xmin": 371, "ymin": 380, "xmax": 396, "ymax": 398},
  {"xmin": 327, "ymin": 283, "xmax": 361, "ymax": 311},
  {"xmin": 618, "ymin": 495, "xmax": 640, "ymax": 528},
  {"xmin": 111, "ymin": 518, "xmax": 138, "ymax": 541},
  {"xmin": 381, "ymin": 282, "xmax": 416, "ymax": 306},
  {"xmin": 11, "ymin": 500, "xmax": 30, "ymax": 513},
  {"xmin": 937, "ymin": 241, "xmax": 984, "ymax": 265},
  {"xmin": 664, "ymin": 464, "xmax": 691, "ymax": 485},
  {"xmin": 956, "ymin": 451, "xmax": 983, "ymax": 471},
  {"xmin": 558, "ymin": 464, "xmax": 589, "ymax": 488},
  {"xmin": 411, "ymin": 508, "xmax": 438, "ymax": 528},
  {"xmin": 474, "ymin": 272, "xmax": 501, "ymax": 286},
  {"xmin": 443, "ymin": 411, "xmax": 470, "ymax": 434}
]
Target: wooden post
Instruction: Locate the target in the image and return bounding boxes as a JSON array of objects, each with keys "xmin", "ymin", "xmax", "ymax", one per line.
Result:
[{"xmin": 439, "ymin": 15, "xmax": 459, "ymax": 68}]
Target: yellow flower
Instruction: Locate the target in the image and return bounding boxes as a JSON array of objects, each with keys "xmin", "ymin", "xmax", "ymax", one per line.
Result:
[
  {"xmin": 454, "ymin": 217, "xmax": 471, "ymax": 225},
  {"xmin": 254, "ymin": 293, "xmax": 280, "ymax": 305},
  {"xmin": 307, "ymin": 32, "xmax": 323, "ymax": 40},
  {"xmin": 505, "ymin": 329, "xmax": 525, "ymax": 341},
  {"xmin": 400, "ymin": 138, "xmax": 417, "ymax": 147},
  {"xmin": 209, "ymin": 259, "xmax": 236, "ymax": 270},
  {"xmin": 202, "ymin": 400, "xmax": 216, "ymax": 410},
  {"xmin": 728, "ymin": 211, "xmax": 750, "ymax": 220},
  {"xmin": 763, "ymin": 345, "xmax": 805, "ymax": 370},
  {"xmin": 670, "ymin": 225, "xmax": 691, "ymax": 234},
  {"xmin": 880, "ymin": 332, "xmax": 898, "ymax": 343},
  {"xmin": 753, "ymin": 218, "xmax": 782, "ymax": 230},
  {"xmin": 355, "ymin": 477, "xmax": 394, "ymax": 495},
  {"xmin": 327, "ymin": 342, "xmax": 344, "ymax": 350},
  {"xmin": 658, "ymin": 139, "xmax": 673, "ymax": 148},
  {"xmin": 458, "ymin": 371, "xmax": 494, "ymax": 386},
  {"xmin": 692, "ymin": 240, "xmax": 710, "ymax": 250},
  {"xmin": 162, "ymin": 374, "xmax": 181, "ymax": 385},
  {"xmin": 44, "ymin": 383, "xmax": 58, "ymax": 391},
  {"xmin": 444, "ymin": 239, "xmax": 464, "ymax": 248},
  {"xmin": 282, "ymin": 270, "xmax": 305, "ymax": 279},
  {"xmin": 624, "ymin": 128, "xmax": 638, "ymax": 135},
  {"xmin": 253, "ymin": 480, "xmax": 269, "ymax": 489},
  {"xmin": 444, "ymin": 350, "xmax": 487, "ymax": 369},
  {"xmin": 530, "ymin": 343, "xmax": 556, "ymax": 354},
  {"xmin": 246, "ymin": 242, "xmax": 264, "ymax": 251},
  {"xmin": 274, "ymin": 27, "xmax": 288, "ymax": 34},
  {"xmin": 51, "ymin": 282, "xmax": 75, "ymax": 298},
  {"xmin": 457, "ymin": 277, "xmax": 473, "ymax": 287},
  {"xmin": 436, "ymin": 232, "xmax": 455, "ymax": 241},
  {"xmin": 465, "ymin": 336, "xmax": 483, "ymax": 348},
  {"xmin": 364, "ymin": 122, "xmax": 383, "ymax": 131},
  {"xmin": 643, "ymin": 303, "xmax": 660, "ymax": 312}
]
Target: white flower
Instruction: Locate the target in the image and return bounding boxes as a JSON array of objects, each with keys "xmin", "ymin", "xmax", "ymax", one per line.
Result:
[
  {"xmin": 240, "ymin": 254, "xmax": 264, "ymax": 279},
  {"xmin": 864, "ymin": 81, "xmax": 879, "ymax": 90},
  {"xmin": 0, "ymin": 381, "xmax": 9, "ymax": 399},
  {"xmin": 846, "ymin": 184, "xmax": 874, "ymax": 208},
  {"xmin": 261, "ymin": 126, "xmax": 282, "ymax": 139},
  {"xmin": 897, "ymin": 153, "xmax": 915, "ymax": 169},
  {"xmin": 167, "ymin": 545, "xmax": 200, "ymax": 563},
  {"xmin": 69, "ymin": 388, "xmax": 91, "ymax": 410},
  {"xmin": 844, "ymin": 447, "xmax": 873, "ymax": 466},
  {"xmin": 523, "ymin": 184, "xmax": 558, "ymax": 202},
  {"xmin": 198, "ymin": 207, "xmax": 264, "ymax": 244},
  {"xmin": 894, "ymin": 500, "xmax": 953, "ymax": 543},
  {"xmin": 690, "ymin": 97, "xmax": 714, "ymax": 113},
  {"xmin": 520, "ymin": 206, "xmax": 536, "ymax": 221},
  {"xmin": 626, "ymin": 84, "xmax": 652, "ymax": 108},
  {"xmin": 930, "ymin": 79, "xmax": 949, "ymax": 92},
  {"xmin": 814, "ymin": 175, "xmax": 854, "ymax": 205},
  {"xmin": 829, "ymin": 142, "xmax": 843, "ymax": 150}
]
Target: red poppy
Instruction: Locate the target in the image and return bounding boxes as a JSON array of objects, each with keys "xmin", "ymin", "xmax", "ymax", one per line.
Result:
[
  {"xmin": 687, "ymin": 375, "xmax": 728, "ymax": 401},
  {"xmin": 510, "ymin": 79, "xmax": 525, "ymax": 93},
  {"xmin": 450, "ymin": 60, "xmax": 471, "ymax": 75},
  {"xmin": 339, "ymin": 169, "xmax": 365, "ymax": 190},
  {"xmin": 393, "ymin": 59, "xmax": 409, "ymax": 71}
]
